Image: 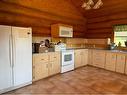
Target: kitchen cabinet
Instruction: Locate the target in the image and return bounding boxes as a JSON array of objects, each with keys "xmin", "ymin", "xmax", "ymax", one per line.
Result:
[
  {"xmin": 51, "ymin": 24, "xmax": 73, "ymax": 38},
  {"xmin": 74, "ymin": 49, "xmax": 88, "ymax": 68},
  {"xmin": 49, "ymin": 52, "xmax": 60, "ymax": 76},
  {"xmin": 82, "ymin": 49, "xmax": 88, "ymax": 66},
  {"xmin": 125, "ymin": 58, "xmax": 127, "ymax": 75},
  {"xmin": 88, "ymin": 49, "xmax": 93, "ymax": 65},
  {"xmin": 33, "ymin": 52, "xmax": 60, "ymax": 81},
  {"xmin": 116, "ymin": 53, "xmax": 126, "ymax": 73},
  {"xmin": 105, "ymin": 52, "xmax": 116, "ymax": 71},
  {"xmin": 92, "ymin": 50, "xmax": 105, "ymax": 68},
  {"xmin": 74, "ymin": 50, "xmax": 82, "ymax": 68},
  {"xmin": 33, "ymin": 54, "xmax": 49, "ymax": 81}
]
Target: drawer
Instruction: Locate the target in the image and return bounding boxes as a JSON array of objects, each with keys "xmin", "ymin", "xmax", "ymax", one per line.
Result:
[
  {"xmin": 49, "ymin": 52, "xmax": 60, "ymax": 62},
  {"xmin": 34, "ymin": 54, "xmax": 49, "ymax": 63}
]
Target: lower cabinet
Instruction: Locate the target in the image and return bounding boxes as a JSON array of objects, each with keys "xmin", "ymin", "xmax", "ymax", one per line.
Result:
[
  {"xmin": 82, "ymin": 49, "xmax": 88, "ymax": 66},
  {"xmin": 88, "ymin": 49, "xmax": 93, "ymax": 65},
  {"xmin": 125, "ymin": 59, "xmax": 127, "ymax": 74},
  {"xmin": 116, "ymin": 53, "xmax": 126, "ymax": 73},
  {"xmin": 33, "ymin": 52, "xmax": 60, "ymax": 81},
  {"xmin": 105, "ymin": 52, "xmax": 117, "ymax": 71},
  {"xmin": 33, "ymin": 49, "xmax": 127, "ymax": 81},
  {"xmin": 49, "ymin": 52, "xmax": 60, "ymax": 76},
  {"xmin": 33, "ymin": 62, "xmax": 49, "ymax": 81},
  {"xmin": 74, "ymin": 50, "xmax": 82, "ymax": 68},
  {"xmin": 74, "ymin": 49, "xmax": 88, "ymax": 68},
  {"xmin": 92, "ymin": 50, "xmax": 105, "ymax": 68}
]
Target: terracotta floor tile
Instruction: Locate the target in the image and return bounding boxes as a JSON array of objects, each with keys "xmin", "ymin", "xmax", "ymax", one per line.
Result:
[{"xmin": 4, "ymin": 66, "xmax": 127, "ymax": 95}]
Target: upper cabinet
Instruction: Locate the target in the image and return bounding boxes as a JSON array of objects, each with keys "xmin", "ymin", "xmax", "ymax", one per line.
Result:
[{"xmin": 51, "ymin": 24, "xmax": 73, "ymax": 38}]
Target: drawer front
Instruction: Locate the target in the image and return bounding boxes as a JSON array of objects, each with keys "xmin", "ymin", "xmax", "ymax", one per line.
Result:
[
  {"xmin": 34, "ymin": 54, "xmax": 49, "ymax": 63},
  {"xmin": 49, "ymin": 52, "xmax": 60, "ymax": 62}
]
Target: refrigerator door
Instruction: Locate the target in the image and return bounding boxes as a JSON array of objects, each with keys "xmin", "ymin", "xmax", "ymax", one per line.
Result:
[
  {"xmin": 12, "ymin": 27, "xmax": 32, "ymax": 86},
  {"xmin": 0, "ymin": 25, "xmax": 13, "ymax": 90}
]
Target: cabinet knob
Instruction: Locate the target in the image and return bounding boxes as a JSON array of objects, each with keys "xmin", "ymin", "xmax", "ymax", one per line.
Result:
[{"xmin": 27, "ymin": 32, "xmax": 31, "ymax": 35}]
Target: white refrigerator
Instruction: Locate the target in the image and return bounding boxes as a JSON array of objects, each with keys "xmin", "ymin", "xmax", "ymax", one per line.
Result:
[{"xmin": 0, "ymin": 25, "xmax": 32, "ymax": 94}]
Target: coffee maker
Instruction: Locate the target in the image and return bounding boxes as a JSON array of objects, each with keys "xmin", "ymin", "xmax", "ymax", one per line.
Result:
[{"xmin": 32, "ymin": 43, "xmax": 40, "ymax": 53}]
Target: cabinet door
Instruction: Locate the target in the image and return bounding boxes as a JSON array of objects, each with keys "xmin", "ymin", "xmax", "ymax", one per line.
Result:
[
  {"xmin": 125, "ymin": 58, "xmax": 127, "ymax": 75},
  {"xmin": 82, "ymin": 49, "xmax": 88, "ymax": 66},
  {"xmin": 105, "ymin": 52, "xmax": 116, "ymax": 71},
  {"xmin": 92, "ymin": 50, "xmax": 105, "ymax": 68},
  {"xmin": 12, "ymin": 27, "xmax": 32, "ymax": 86},
  {"xmin": 116, "ymin": 54, "xmax": 126, "ymax": 73},
  {"xmin": 34, "ymin": 62, "xmax": 48, "ymax": 81},
  {"xmin": 0, "ymin": 25, "xmax": 13, "ymax": 90},
  {"xmin": 88, "ymin": 49, "xmax": 93, "ymax": 65},
  {"xmin": 49, "ymin": 61, "xmax": 60, "ymax": 76},
  {"xmin": 74, "ymin": 50, "xmax": 82, "ymax": 68},
  {"xmin": 49, "ymin": 52, "xmax": 60, "ymax": 76}
]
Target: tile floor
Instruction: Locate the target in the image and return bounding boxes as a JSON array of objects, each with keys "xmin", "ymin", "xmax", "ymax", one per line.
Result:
[{"xmin": 4, "ymin": 66, "xmax": 127, "ymax": 95}]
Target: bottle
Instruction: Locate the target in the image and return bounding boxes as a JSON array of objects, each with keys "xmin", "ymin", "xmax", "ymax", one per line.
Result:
[{"xmin": 118, "ymin": 42, "xmax": 121, "ymax": 47}]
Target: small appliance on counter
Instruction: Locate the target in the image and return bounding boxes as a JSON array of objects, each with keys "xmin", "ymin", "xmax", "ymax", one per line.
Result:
[
  {"xmin": 32, "ymin": 43, "xmax": 40, "ymax": 53},
  {"xmin": 32, "ymin": 39, "xmax": 54, "ymax": 53}
]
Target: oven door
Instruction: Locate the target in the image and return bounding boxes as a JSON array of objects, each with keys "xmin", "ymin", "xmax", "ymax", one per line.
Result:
[{"xmin": 61, "ymin": 50, "xmax": 74, "ymax": 66}]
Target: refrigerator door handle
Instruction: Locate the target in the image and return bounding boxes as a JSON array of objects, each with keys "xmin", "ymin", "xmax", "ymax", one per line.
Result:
[
  {"xmin": 9, "ymin": 35, "xmax": 13, "ymax": 68},
  {"xmin": 12, "ymin": 35, "xmax": 16, "ymax": 68}
]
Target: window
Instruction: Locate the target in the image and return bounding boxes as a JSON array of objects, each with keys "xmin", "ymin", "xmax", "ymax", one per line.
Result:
[{"xmin": 114, "ymin": 25, "xmax": 127, "ymax": 47}]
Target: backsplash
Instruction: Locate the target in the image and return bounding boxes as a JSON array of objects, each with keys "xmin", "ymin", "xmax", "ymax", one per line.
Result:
[
  {"xmin": 32, "ymin": 37, "xmax": 108, "ymax": 49},
  {"xmin": 51, "ymin": 38, "xmax": 66, "ymax": 43}
]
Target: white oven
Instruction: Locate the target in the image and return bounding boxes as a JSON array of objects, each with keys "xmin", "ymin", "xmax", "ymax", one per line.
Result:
[{"xmin": 61, "ymin": 50, "xmax": 74, "ymax": 73}]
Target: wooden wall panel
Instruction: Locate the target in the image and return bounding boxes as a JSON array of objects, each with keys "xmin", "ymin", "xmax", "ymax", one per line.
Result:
[
  {"xmin": 0, "ymin": 0, "xmax": 86, "ymax": 37},
  {"xmin": 85, "ymin": 0, "xmax": 127, "ymax": 39}
]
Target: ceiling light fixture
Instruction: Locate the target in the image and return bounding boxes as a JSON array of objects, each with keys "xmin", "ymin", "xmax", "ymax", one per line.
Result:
[{"xmin": 82, "ymin": 0, "xmax": 103, "ymax": 10}]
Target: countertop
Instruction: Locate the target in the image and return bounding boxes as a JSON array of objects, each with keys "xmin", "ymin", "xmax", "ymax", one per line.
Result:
[
  {"xmin": 33, "ymin": 48, "xmax": 127, "ymax": 54},
  {"xmin": 67, "ymin": 47, "xmax": 127, "ymax": 54}
]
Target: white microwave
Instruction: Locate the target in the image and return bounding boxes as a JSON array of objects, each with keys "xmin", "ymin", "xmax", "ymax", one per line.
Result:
[{"xmin": 59, "ymin": 26, "xmax": 73, "ymax": 37}]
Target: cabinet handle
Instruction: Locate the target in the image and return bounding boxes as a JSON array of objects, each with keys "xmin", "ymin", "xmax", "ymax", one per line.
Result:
[
  {"xmin": 54, "ymin": 57, "xmax": 56, "ymax": 58},
  {"xmin": 41, "ymin": 59, "xmax": 44, "ymax": 60}
]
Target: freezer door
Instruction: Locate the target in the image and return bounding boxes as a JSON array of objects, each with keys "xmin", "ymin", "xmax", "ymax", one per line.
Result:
[
  {"xmin": 0, "ymin": 25, "xmax": 13, "ymax": 90},
  {"xmin": 12, "ymin": 27, "xmax": 32, "ymax": 86}
]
